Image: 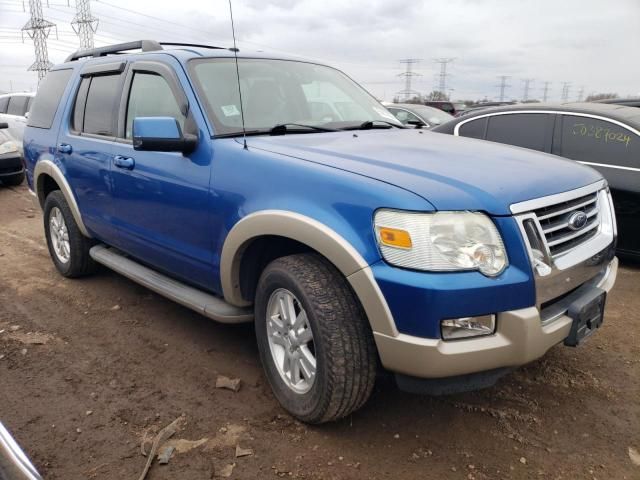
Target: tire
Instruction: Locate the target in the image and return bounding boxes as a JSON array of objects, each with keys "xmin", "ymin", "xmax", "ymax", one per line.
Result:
[
  {"xmin": 1, "ymin": 171, "xmax": 25, "ymax": 186},
  {"xmin": 43, "ymin": 190, "xmax": 96, "ymax": 277},
  {"xmin": 255, "ymin": 253, "xmax": 377, "ymax": 424}
]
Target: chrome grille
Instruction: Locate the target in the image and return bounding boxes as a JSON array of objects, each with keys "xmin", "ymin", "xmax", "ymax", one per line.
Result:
[{"xmin": 533, "ymin": 192, "xmax": 600, "ymax": 258}]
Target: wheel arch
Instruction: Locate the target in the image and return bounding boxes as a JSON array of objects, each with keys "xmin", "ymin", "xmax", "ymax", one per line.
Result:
[
  {"xmin": 220, "ymin": 210, "xmax": 398, "ymax": 337},
  {"xmin": 34, "ymin": 159, "xmax": 91, "ymax": 238}
]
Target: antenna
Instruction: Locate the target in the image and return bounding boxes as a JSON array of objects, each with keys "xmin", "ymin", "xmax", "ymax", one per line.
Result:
[{"xmin": 228, "ymin": 0, "xmax": 248, "ymax": 149}]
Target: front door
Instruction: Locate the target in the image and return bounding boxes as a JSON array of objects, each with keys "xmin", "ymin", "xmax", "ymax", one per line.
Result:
[{"xmin": 109, "ymin": 61, "xmax": 215, "ymax": 290}]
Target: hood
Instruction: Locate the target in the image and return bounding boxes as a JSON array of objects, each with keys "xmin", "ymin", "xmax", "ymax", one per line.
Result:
[{"xmin": 247, "ymin": 129, "xmax": 603, "ymax": 215}]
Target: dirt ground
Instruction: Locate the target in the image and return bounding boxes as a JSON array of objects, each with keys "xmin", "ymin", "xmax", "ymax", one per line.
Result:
[{"xmin": 0, "ymin": 183, "xmax": 638, "ymax": 480}]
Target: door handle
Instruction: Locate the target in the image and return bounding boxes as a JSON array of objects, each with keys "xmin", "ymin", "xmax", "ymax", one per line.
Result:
[
  {"xmin": 114, "ymin": 155, "xmax": 135, "ymax": 170},
  {"xmin": 57, "ymin": 143, "xmax": 73, "ymax": 154}
]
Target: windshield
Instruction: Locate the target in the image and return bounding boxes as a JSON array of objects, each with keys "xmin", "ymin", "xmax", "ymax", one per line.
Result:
[
  {"xmin": 407, "ymin": 105, "xmax": 454, "ymax": 125},
  {"xmin": 190, "ymin": 58, "xmax": 402, "ymax": 136}
]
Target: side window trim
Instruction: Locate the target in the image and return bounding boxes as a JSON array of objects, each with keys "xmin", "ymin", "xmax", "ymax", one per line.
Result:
[
  {"xmin": 70, "ymin": 70, "xmax": 126, "ymax": 139},
  {"xmin": 116, "ymin": 60, "xmax": 189, "ymax": 142},
  {"xmin": 70, "ymin": 76, "xmax": 91, "ymax": 135}
]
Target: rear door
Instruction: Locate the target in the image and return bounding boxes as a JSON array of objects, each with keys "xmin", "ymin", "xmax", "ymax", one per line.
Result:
[
  {"xmin": 109, "ymin": 58, "xmax": 215, "ymax": 290},
  {"xmin": 554, "ymin": 114, "xmax": 640, "ymax": 256},
  {"xmin": 55, "ymin": 62, "xmax": 125, "ymax": 241},
  {"xmin": 484, "ymin": 112, "xmax": 554, "ymax": 153},
  {"xmin": 4, "ymin": 95, "xmax": 30, "ymax": 145}
]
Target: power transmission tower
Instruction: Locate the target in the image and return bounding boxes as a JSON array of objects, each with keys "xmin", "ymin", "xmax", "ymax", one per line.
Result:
[
  {"xmin": 72, "ymin": 0, "xmax": 98, "ymax": 50},
  {"xmin": 561, "ymin": 82, "xmax": 571, "ymax": 102},
  {"xmin": 577, "ymin": 85, "xmax": 585, "ymax": 102},
  {"xmin": 522, "ymin": 78, "xmax": 534, "ymax": 102},
  {"xmin": 541, "ymin": 81, "xmax": 551, "ymax": 102},
  {"xmin": 434, "ymin": 58, "xmax": 455, "ymax": 97},
  {"xmin": 496, "ymin": 75, "xmax": 511, "ymax": 102},
  {"xmin": 22, "ymin": 0, "xmax": 56, "ymax": 82},
  {"xmin": 396, "ymin": 59, "xmax": 422, "ymax": 101}
]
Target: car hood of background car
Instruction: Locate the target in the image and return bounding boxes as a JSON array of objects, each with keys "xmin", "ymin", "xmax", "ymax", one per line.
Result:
[{"xmin": 246, "ymin": 129, "xmax": 602, "ymax": 215}]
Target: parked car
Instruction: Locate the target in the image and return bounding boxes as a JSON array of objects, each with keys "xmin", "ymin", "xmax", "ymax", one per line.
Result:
[
  {"xmin": 0, "ymin": 121, "xmax": 24, "ymax": 186},
  {"xmin": 0, "ymin": 92, "xmax": 36, "ymax": 157},
  {"xmin": 25, "ymin": 41, "xmax": 617, "ymax": 423},
  {"xmin": 456, "ymin": 101, "xmax": 518, "ymax": 117},
  {"xmin": 0, "ymin": 421, "xmax": 42, "ymax": 480},
  {"xmin": 382, "ymin": 102, "xmax": 453, "ymax": 127},
  {"xmin": 424, "ymin": 100, "xmax": 467, "ymax": 116},
  {"xmin": 433, "ymin": 102, "xmax": 639, "ymax": 259},
  {"xmin": 594, "ymin": 97, "xmax": 640, "ymax": 108}
]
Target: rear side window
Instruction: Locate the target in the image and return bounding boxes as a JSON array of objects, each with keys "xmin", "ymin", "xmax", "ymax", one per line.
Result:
[
  {"xmin": 82, "ymin": 74, "xmax": 121, "ymax": 136},
  {"xmin": 0, "ymin": 97, "xmax": 8, "ymax": 114},
  {"xmin": 458, "ymin": 117, "xmax": 487, "ymax": 139},
  {"xmin": 7, "ymin": 96, "xmax": 29, "ymax": 116},
  {"xmin": 560, "ymin": 115, "xmax": 638, "ymax": 169},
  {"xmin": 28, "ymin": 69, "xmax": 73, "ymax": 129},
  {"xmin": 125, "ymin": 72, "xmax": 185, "ymax": 139},
  {"xmin": 486, "ymin": 113, "xmax": 549, "ymax": 151}
]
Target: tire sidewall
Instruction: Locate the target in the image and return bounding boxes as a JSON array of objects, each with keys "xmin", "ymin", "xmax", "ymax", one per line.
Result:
[
  {"xmin": 44, "ymin": 192, "xmax": 75, "ymax": 276},
  {"xmin": 255, "ymin": 265, "xmax": 328, "ymax": 420}
]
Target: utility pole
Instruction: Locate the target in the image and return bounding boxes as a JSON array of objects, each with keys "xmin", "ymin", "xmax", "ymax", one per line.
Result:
[
  {"xmin": 541, "ymin": 81, "xmax": 551, "ymax": 102},
  {"xmin": 72, "ymin": 0, "xmax": 98, "ymax": 50},
  {"xmin": 396, "ymin": 59, "xmax": 422, "ymax": 101},
  {"xmin": 522, "ymin": 78, "xmax": 534, "ymax": 102},
  {"xmin": 22, "ymin": 0, "xmax": 56, "ymax": 83},
  {"xmin": 496, "ymin": 75, "xmax": 511, "ymax": 102},
  {"xmin": 577, "ymin": 85, "xmax": 585, "ymax": 102},
  {"xmin": 434, "ymin": 57, "xmax": 455, "ymax": 97},
  {"xmin": 561, "ymin": 82, "xmax": 571, "ymax": 102}
]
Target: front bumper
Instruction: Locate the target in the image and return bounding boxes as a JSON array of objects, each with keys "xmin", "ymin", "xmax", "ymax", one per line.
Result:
[
  {"xmin": 0, "ymin": 152, "xmax": 24, "ymax": 178},
  {"xmin": 374, "ymin": 257, "xmax": 617, "ymax": 378}
]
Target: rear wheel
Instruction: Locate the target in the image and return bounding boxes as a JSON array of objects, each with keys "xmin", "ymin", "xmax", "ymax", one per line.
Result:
[
  {"xmin": 44, "ymin": 190, "xmax": 96, "ymax": 277},
  {"xmin": 1, "ymin": 171, "xmax": 25, "ymax": 186},
  {"xmin": 255, "ymin": 253, "xmax": 377, "ymax": 423}
]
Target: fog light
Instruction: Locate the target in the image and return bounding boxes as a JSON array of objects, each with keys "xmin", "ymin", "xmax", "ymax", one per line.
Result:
[{"xmin": 441, "ymin": 315, "xmax": 496, "ymax": 340}]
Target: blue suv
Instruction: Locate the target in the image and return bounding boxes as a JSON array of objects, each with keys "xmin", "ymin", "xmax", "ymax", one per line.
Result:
[{"xmin": 24, "ymin": 41, "xmax": 618, "ymax": 423}]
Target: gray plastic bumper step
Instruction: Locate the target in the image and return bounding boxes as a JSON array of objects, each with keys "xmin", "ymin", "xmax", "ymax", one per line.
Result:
[{"xmin": 89, "ymin": 245, "xmax": 253, "ymax": 323}]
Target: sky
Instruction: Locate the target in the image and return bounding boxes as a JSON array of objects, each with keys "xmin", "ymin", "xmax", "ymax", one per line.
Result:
[{"xmin": 1, "ymin": 0, "xmax": 639, "ymax": 101}]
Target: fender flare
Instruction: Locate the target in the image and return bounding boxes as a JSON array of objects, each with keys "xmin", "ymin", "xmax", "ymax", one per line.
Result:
[
  {"xmin": 34, "ymin": 159, "xmax": 92, "ymax": 238},
  {"xmin": 220, "ymin": 210, "xmax": 398, "ymax": 336}
]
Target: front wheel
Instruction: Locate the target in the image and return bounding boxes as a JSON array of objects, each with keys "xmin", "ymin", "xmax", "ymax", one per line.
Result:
[{"xmin": 255, "ymin": 253, "xmax": 377, "ymax": 423}]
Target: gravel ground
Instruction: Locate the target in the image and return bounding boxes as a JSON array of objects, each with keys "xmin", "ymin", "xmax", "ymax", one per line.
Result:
[{"xmin": 1, "ymin": 183, "xmax": 639, "ymax": 480}]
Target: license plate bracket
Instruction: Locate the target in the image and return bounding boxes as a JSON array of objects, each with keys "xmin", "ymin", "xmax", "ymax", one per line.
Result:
[{"xmin": 564, "ymin": 287, "xmax": 606, "ymax": 347}]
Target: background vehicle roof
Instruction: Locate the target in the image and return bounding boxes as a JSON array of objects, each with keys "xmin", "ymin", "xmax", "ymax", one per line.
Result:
[{"xmin": 442, "ymin": 102, "xmax": 640, "ymax": 129}]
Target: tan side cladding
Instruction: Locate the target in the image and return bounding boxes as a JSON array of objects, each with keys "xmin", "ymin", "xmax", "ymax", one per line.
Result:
[
  {"xmin": 220, "ymin": 210, "xmax": 399, "ymax": 337},
  {"xmin": 33, "ymin": 159, "xmax": 92, "ymax": 238}
]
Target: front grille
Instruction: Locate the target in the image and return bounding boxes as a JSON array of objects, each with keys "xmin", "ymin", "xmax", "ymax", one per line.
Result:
[{"xmin": 533, "ymin": 192, "xmax": 600, "ymax": 258}]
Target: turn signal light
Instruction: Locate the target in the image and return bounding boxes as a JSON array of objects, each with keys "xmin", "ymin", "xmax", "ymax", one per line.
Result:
[{"xmin": 378, "ymin": 227, "xmax": 412, "ymax": 249}]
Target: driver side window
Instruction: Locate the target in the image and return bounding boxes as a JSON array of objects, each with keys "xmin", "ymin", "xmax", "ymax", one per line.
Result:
[{"xmin": 125, "ymin": 72, "xmax": 185, "ymax": 139}]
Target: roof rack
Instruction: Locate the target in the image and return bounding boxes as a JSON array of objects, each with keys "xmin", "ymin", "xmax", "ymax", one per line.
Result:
[
  {"xmin": 159, "ymin": 42, "xmax": 227, "ymax": 51},
  {"xmin": 65, "ymin": 40, "xmax": 162, "ymax": 62}
]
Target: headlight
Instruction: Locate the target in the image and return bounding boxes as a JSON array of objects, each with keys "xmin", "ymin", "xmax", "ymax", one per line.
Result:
[
  {"xmin": 0, "ymin": 141, "xmax": 18, "ymax": 155},
  {"xmin": 374, "ymin": 209, "xmax": 508, "ymax": 276}
]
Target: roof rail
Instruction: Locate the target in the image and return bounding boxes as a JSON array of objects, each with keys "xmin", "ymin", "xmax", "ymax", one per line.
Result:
[
  {"xmin": 159, "ymin": 42, "xmax": 227, "ymax": 51},
  {"xmin": 65, "ymin": 40, "xmax": 162, "ymax": 62}
]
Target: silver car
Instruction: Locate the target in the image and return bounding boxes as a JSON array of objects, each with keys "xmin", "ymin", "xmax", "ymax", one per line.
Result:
[{"xmin": 0, "ymin": 92, "xmax": 36, "ymax": 157}]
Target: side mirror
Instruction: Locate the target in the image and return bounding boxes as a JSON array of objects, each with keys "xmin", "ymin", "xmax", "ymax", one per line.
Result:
[
  {"xmin": 0, "ymin": 122, "xmax": 7, "ymax": 129},
  {"xmin": 132, "ymin": 117, "xmax": 197, "ymax": 154},
  {"xmin": 407, "ymin": 119, "xmax": 427, "ymax": 128}
]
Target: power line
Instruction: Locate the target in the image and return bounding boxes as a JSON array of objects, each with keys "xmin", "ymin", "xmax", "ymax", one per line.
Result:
[
  {"xmin": 577, "ymin": 85, "xmax": 585, "ymax": 102},
  {"xmin": 522, "ymin": 78, "xmax": 534, "ymax": 101},
  {"xmin": 71, "ymin": 0, "xmax": 98, "ymax": 50},
  {"xmin": 541, "ymin": 81, "xmax": 551, "ymax": 102},
  {"xmin": 496, "ymin": 75, "xmax": 510, "ymax": 102},
  {"xmin": 561, "ymin": 82, "xmax": 571, "ymax": 102},
  {"xmin": 396, "ymin": 58, "xmax": 421, "ymax": 100},
  {"xmin": 22, "ymin": 0, "xmax": 56, "ymax": 82},
  {"xmin": 434, "ymin": 57, "xmax": 454, "ymax": 96}
]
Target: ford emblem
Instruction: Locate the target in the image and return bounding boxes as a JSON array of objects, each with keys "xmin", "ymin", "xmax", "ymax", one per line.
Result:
[{"xmin": 567, "ymin": 211, "xmax": 588, "ymax": 231}]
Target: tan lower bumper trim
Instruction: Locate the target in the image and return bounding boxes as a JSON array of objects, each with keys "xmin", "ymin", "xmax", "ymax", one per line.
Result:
[{"xmin": 374, "ymin": 258, "xmax": 618, "ymax": 379}]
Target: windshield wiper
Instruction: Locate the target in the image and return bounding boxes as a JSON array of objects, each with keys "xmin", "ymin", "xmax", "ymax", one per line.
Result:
[
  {"xmin": 270, "ymin": 123, "xmax": 339, "ymax": 135},
  {"xmin": 341, "ymin": 120, "xmax": 406, "ymax": 131}
]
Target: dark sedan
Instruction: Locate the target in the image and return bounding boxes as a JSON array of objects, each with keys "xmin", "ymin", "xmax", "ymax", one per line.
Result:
[{"xmin": 433, "ymin": 102, "xmax": 640, "ymax": 259}]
